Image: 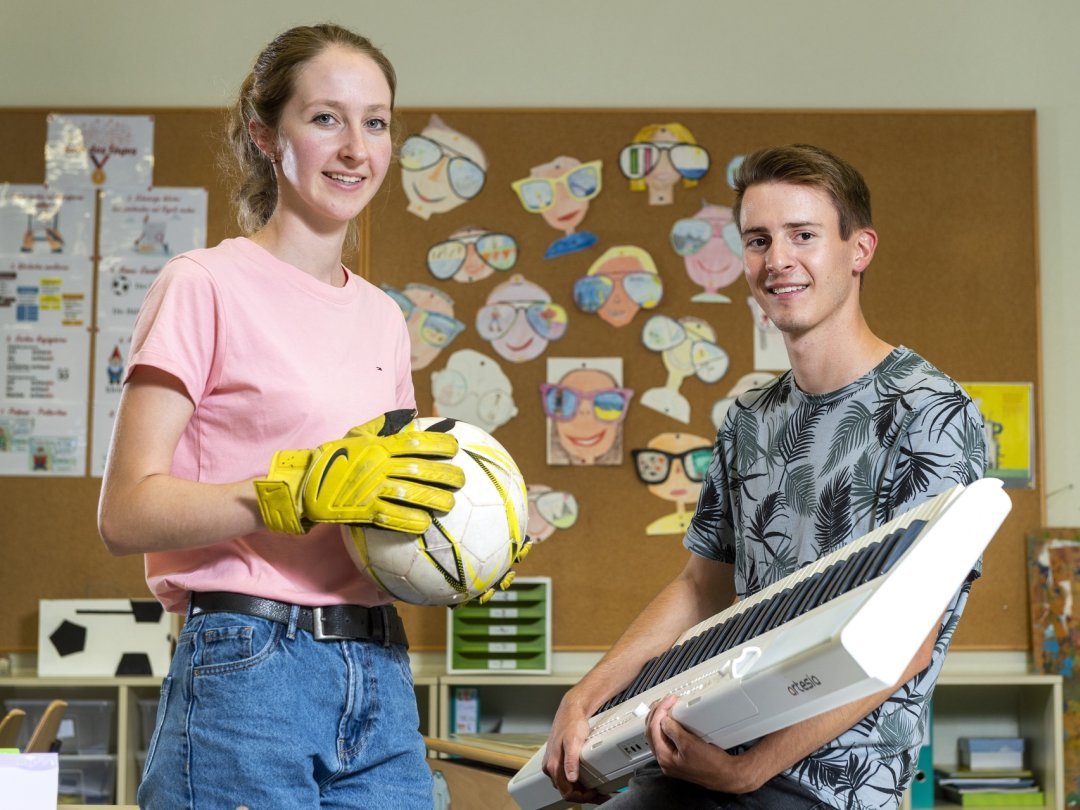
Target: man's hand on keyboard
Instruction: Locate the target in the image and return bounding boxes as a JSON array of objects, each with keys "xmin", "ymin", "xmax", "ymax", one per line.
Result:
[
  {"xmin": 542, "ymin": 692, "xmax": 609, "ymax": 805},
  {"xmin": 645, "ymin": 694, "xmax": 759, "ymax": 794}
]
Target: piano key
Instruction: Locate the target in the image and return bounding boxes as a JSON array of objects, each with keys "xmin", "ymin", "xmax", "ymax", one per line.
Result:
[
  {"xmin": 878, "ymin": 519, "xmax": 927, "ymax": 574},
  {"xmin": 599, "ymin": 654, "xmax": 660, "ymax": 713},
  {"xmin": 648, "ymin": 642, "xmax": 690, "ymax": 692},
  {"xmin": 741, "ymin": 590, "xmax": 790, "ymax": 640},
  {"xmin": 748, "ymin": 584, "xmax": 795, "ymax": 638},
  {"xmin": 679, "ymin": 624, "xmax": 721, "ymax": 670},
  {"xmin": 722, "ymin": 600, "xmax": 771, "ymax": 650},
  {"xmin": 618, "ymin": 653, "xmax": 669, "ymax": 704},
  {"xmin": 816, "ymin": 555, "xmax": 863, "ymax": 605}
]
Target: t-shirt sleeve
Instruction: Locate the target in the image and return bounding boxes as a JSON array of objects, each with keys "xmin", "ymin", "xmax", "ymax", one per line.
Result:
[
  {"xmin": 683, "ymin": 422, "xmax": 737, "ymax": 563},
  {"xmin": 887, "ymin": 379, "xmax": 987, "ymax": 515},
  {"xmin": 887, "ymin": 378, "xmax": 988, "ymax": 579},
  {"xmin": 125, "ymin": 256, "xmax": 223, "ymax": 405}
]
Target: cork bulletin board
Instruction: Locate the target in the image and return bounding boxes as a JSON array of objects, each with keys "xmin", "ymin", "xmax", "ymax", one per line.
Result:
[{"xmin": 0, "ymin": 108, "xmax": 1041, "ymax": 654}]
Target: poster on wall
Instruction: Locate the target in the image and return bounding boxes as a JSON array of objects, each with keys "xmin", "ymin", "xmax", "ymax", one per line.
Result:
[
  {"xmin": 0, "ymin": 184, "xmax": 96, "ymax": 257},
  {"xmin": 0, "ymin": 255, "xmax": 91, "ymax": 475},
  {"xmin": 98, "ymin": 187, "xmax": 207, "ymax": 258},
  {"xmin": 91, "ymin": 186, "xmax": 208, "ymax": 475},
  {"xmin": 961, "ymin": 382, "xmax": 1034, "ymax": 489},
  {"xmin": 45, "ymin": 113, "xmax": 155, "ymax": 191},
  {"xmin": 0, "ymin": 402, "xmax": 85, "ymax": 476}
]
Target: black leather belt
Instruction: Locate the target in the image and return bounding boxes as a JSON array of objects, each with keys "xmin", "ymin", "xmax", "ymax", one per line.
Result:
[{"xmin": 189, "ymin": 592, "xmax": 408, "ymax": 647}]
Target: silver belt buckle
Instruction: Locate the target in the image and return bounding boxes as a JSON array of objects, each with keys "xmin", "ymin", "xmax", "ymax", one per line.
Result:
[{"xmin": 311, "ymin": 606, "xmax": 350, "ymax": 641}]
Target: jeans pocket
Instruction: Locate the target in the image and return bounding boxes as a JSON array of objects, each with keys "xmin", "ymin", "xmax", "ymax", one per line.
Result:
[{"xmin": 192, "ymin": 614, "xmax": 284, "ymax": 675}]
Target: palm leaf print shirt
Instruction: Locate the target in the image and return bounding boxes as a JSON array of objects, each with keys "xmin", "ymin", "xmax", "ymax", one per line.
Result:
[{"xmin": 685, "ymin": 347, "xmax": 987, "ymax": 810}]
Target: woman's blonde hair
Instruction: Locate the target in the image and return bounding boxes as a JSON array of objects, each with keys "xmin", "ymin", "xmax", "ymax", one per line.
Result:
[{"xmin": 224, "ymin": 23, "xmax": 398, "ymax": 240}]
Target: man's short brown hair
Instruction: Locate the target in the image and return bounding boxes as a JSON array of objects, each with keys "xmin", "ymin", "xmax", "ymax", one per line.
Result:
[{"xmin": 732, "ymin": 144, "xmax": 872, "ymax": 240}]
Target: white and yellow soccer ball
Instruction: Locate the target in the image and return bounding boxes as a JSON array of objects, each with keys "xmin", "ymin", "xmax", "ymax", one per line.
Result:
[{"xmin": 343, "ymin": 417, "xmax": 530, "ymax": 606}]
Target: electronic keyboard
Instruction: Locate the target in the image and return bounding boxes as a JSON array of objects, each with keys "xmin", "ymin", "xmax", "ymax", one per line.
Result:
[{"xmin": 508, "ymin": 478, "xmax": 1011, "ymax": 810}]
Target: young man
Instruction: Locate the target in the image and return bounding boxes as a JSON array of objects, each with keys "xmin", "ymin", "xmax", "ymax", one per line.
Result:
[{"xmin": 542, "ymin": 144, "xmax": 987, "ymax": 809}]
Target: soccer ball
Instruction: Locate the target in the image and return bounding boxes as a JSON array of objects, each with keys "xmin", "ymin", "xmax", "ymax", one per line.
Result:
[{"xmin": 342, "ymin": 417, "xmax": 529, "ymax": 606}]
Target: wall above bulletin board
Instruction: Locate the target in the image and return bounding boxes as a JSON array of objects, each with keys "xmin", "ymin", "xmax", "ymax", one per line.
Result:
[{"xmin": 0, "ymin": 108, "xmax": 1040, "ymax": 656}]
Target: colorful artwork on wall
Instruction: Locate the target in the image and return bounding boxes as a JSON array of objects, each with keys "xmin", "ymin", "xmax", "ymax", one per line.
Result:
[{"xmin": 1027, "ymin": 531, "xmax": 1080, "ymax": 806}]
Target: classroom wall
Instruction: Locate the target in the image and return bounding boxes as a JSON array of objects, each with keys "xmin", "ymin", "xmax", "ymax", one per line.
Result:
[{"xmin": 1, "ymin": 0, "xmax": 1075, "ymax": 521}]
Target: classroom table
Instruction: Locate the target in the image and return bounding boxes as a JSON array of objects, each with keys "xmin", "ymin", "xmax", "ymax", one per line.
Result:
[{"xmin": 425, "ymin": 733, "xmax": 558, "ymax": 810}]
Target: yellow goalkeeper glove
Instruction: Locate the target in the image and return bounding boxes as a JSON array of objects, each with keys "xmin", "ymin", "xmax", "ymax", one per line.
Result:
[{"xmin": 254, "ymin": 409, "xmax": 464, "ymax": 536}]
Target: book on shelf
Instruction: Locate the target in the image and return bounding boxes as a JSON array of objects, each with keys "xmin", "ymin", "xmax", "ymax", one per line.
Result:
[
  {"xmin": 938, "ymin": 783, "xmax": 1044, "ymax": 806},
  {"xmin": 934, "ymin": 767, "xmax": 1037, "ymax": 790},
  {"xmin": 958, "ymin": 737, "xmax": 1025, "ymax": 772}
]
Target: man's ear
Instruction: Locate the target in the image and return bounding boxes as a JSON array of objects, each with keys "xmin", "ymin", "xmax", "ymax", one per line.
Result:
[
  {"xmin": 852, "ymin": 228, "xmax": 878, "ymax": 275},
  {"xmin": 248, "ymin": 118, "xmax": 277, "ymax": 160}
]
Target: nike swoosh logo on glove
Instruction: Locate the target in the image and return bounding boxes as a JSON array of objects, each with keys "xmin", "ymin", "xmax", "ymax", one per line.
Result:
[{"xmin": 316, "ymin": 447, "xmax": 349, "ymax": 497}]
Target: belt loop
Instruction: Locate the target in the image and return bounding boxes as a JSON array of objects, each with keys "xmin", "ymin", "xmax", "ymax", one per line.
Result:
[
  {"xmin": 286, "ymin": 604, "xmax": 299, "ymax": 640},
  {"xmin": 378, "ymin": 606, "xmax": 390, "ymax": 647}
]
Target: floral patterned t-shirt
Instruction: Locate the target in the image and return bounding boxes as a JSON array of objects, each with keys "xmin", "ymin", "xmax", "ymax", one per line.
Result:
[{"xmin": 685, "ymin": 347, "xmax": 987, "ymax": 810}]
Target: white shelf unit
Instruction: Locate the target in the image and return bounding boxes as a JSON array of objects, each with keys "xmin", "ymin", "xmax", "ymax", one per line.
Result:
[
  {"xmin": 1, "ymin": 673, "xmax": 442, "ymax": 805},
  {"xmin": 913, "ymin": 672, "xmax": 1065, "ymax": 810},
  {"xmin": 438, "ymin": 673, "xmax": 579, "ymax": 737}
]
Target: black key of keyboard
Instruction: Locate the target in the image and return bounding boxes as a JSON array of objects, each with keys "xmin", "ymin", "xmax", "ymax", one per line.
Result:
[{"xmin": 878, "ymin": 519, "xmax": 926, "ymax": 574}]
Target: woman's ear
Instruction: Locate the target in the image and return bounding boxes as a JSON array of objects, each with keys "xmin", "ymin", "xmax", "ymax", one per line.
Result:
[{"xmin": 248, "ymin": 118, "xmax": 277, "ymax": 161}]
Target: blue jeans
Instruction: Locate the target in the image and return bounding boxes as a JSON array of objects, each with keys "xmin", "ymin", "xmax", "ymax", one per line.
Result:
[{"xmin": 138, "ymin": 608, "xmax": 432, "ymax": 809}]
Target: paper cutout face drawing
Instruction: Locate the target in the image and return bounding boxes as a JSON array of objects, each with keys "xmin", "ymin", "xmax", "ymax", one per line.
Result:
[
  {"xmin": 512, "ymin": 156, "xmax": 602, "ymax": 259},
  {"xmin": 542, "ymin": 362, "xmax": 632, "ymax": 466},
  {"xmin": 670, "ymin": 203, "xmax": 744, "ymax": 303},
  {"xmin": 383, "ymin": 283, "xmax": 464, "ymax": 371},
  {"xmin": 476, "ymin": 274, "xmax": 567, "ymax": 364},
  {"xmin": 633, "ymin": 432, "xmax": 712, "ymax": 535},
  {"xmin": 640, "ymin": 314, "xmax": 730, "ymax": 423},
  {"xmin": 431, "ymin": 349, "xmax": 518, "ymax": 433},
  {"xmin": 573, "ymin": 245, "xmax": 663, "ymax": 328},
  {"xmin": 746, "ymin": 295, "xmax": 790, "ymax": 372},
  {"xmin": 426, "ymin": 227, "xmax": 518, "ymax": 283},
  {"xmin": 401, "ymin": 115, "xmax": 487, "ymax": 220},
  {"xmin": 618, "ymin": 123, "xmax": 710, "ymax": 206},
  {"xmin": 526, "ymin": 483, "xmax": 579, "ymax": 543}
]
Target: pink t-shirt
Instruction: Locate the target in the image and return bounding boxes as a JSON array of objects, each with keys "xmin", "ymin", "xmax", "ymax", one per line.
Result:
[{"xmin": 127, "ymin": 237, "xmax": 415, "ymax": 612}]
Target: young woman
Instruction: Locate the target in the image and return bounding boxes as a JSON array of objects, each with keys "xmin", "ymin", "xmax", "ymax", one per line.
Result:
[{"xmin": 98, "ymin": 24, "xmax": 460, "ymax": 809}]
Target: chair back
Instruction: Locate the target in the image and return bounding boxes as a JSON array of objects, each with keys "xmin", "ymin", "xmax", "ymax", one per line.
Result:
[
  {"xmin": 23, "ymin": 699, "xmax": 67, "ymax": 753},
  {"xmin": 0, "ymin": 708, "xmax": 25, "ymax": 748}
]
